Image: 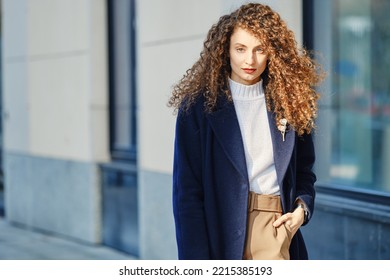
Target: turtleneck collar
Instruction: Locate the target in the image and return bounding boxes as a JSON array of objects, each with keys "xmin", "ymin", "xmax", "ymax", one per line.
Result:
[{"xmin": 229, "ymin": 78, "xmax": 264, "ymax": 100}]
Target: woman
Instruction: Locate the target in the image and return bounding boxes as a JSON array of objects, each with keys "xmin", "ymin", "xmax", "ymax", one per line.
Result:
[{"xmin": 168, "ymin": 3, "xmax": 322, "ymax": 260}]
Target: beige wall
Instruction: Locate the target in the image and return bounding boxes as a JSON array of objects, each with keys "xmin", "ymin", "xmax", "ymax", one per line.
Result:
[
  {"xmin": 1, "ymin": 0, "xmax": 109, "ymax": 243},
  {"xmin": 137, "ymin": 0, "xmax": 223, "ymax": 174},
  {"xmin": 2, "ymin": 0, "xmax": 109, "ymax": 163}
]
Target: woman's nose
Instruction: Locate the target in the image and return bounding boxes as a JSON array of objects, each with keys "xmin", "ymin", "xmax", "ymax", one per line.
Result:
[{"xmin": 245, "ymin": 52, "xmax": 255, "ymax": 65}]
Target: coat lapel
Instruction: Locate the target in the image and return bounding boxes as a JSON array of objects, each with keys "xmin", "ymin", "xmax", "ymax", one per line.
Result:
[
  {"xmin": 206, "ymin": 101, "xmax": 249, "ymax": 183},
  {"xmin": 267, "ymin": 111, "xmax": 296, "ymax": 188}
]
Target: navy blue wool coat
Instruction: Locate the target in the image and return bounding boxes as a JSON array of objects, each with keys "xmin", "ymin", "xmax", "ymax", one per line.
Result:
[{"xmin": 172, "ymin": 94, "xmax": 316, "ymax": 260}]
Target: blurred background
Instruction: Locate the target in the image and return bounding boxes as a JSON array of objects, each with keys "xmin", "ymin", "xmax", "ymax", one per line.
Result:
[{"xmin": 0, "ymin": 0, "xmax": 389, "ymax": 260}]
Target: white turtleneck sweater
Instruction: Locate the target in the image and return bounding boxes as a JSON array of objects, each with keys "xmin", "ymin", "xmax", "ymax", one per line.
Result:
[{"xmin": 229, "ymin": 78, "xmax": 280, "ymax": 195}]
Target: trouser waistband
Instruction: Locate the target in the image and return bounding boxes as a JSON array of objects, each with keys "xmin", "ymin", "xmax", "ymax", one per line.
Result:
[{"xmin": 247, "ymin": 191, "xmax": 282, "ymax": 213}]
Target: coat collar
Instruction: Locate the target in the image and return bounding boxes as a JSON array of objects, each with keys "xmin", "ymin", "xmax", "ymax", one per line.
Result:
[{"xmin": 206, "ymin": 96, "xmax": 295, "ymax": 186}]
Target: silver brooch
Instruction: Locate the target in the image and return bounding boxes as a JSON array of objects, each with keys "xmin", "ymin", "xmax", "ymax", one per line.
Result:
[{"xmin": 277, "ymin": 118, "xmax": 288, "ymax": 142}]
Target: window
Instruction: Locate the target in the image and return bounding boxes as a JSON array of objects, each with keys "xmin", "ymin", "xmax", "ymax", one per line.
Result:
[
  {"xmin": 102, "ymin": 0, "xmax": 139, "ymax": 256},
  {"xmin": 107, "ymin": 0, "xmax": 137, "ymax": 161},
  {"xmin": 307, "ymin": 0, "xmax": 390, "ymax": 193}
]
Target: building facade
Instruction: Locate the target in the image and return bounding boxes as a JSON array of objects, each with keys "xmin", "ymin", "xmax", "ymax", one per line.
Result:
[{"xmin": 1, "ymin": 0, "xmax": 389, "ymax": 260}]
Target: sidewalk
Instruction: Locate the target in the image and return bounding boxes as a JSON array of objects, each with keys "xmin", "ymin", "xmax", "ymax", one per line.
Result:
[{"xmin": 0, "ymin": 217, "xmax": 138, "ymax": 260}]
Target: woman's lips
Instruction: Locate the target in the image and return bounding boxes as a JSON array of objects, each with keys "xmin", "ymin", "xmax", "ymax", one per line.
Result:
[{"xmin": 242, "ymin": 68, "xmax": 256, "ymax": 74}]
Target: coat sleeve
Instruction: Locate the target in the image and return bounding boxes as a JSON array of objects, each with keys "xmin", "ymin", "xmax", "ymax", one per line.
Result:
[
  {"xmin": 295, "ymin": 133, "xmax": 316, "ymax": 226},
  {"xmin": 172, "ymin": 108, "xmax": 210, "ymax": 259}
]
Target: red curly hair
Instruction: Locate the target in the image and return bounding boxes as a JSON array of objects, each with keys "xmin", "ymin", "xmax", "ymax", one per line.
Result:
[{"xmin": 168, "ymin": 3, "xmax": 323, "ymax": 135}]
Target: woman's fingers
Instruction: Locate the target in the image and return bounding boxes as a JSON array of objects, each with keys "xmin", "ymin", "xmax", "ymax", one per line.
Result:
[
  {"xmin": 272, "ymin": 210, "xmax": 304, "ymax": 231},
  {"xmin": 272, "ymin": 213, "xmax": 291, "ymax": 227}
]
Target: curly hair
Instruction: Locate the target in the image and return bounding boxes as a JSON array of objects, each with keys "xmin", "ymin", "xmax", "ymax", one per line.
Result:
[{"xmin": 168, "ymin": 3, "xmax": 323, "ymax": 135}]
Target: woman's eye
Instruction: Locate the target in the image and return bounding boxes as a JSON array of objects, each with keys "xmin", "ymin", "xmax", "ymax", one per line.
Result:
[
  {"xmin": 256, "ymin": 48, "xmax": 263, "ymax": 53},
  {"xmin": 236, "ymin": 48, "xmax": 245, "ymax": 53}
]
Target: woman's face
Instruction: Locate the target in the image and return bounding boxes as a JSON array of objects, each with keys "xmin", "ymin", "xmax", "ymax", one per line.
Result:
[{"xmin": 229, "ymin": 27, "xmax": 268, "ymax": 85}]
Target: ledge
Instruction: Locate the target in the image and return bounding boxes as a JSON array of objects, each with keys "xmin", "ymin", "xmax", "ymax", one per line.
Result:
[{"xmin": 315, "ymin": 189, "xmax": 390, "ymax": 224}]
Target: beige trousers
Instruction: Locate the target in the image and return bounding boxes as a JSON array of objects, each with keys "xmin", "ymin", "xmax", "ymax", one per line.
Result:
[{"xmin": 243, "ymin": 192, "xmax": 292, "ymax": 260}]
